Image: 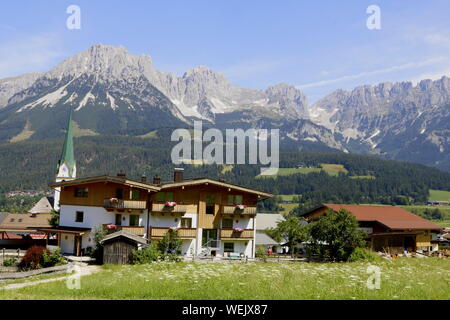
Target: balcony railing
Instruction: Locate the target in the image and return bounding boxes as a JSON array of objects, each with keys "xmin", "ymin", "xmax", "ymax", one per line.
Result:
[
  {"xmin": 103, "ymin": 225, "xmax": 145, "ymax": 236},
  {"xmin": 220, "ymin": 229, "xmax": 254, "ymax": 239},
  {"xmin": 151, "ymin": 203, "xmax": 187, "ymax": 214},
  {"xmin": 150, "ymin": 227, "xmax": 196, "ymax": 239},
  {"xmin": 222, "ymin": 205, "xmax": 257, "ymax": 215},
  {"xmin": 103, "ymin": 199, "xmax": 147, "ymax": 210}
]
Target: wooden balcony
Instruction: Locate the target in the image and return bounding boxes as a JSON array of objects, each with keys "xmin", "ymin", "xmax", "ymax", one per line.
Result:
[
  {"xmin": 151, "ymin": 203, "xmax": 187, "ymax": 214},
  {"xmin": 221, "ymin": 205, "xmax": 257, "ymax": 216},
  {"xmin": 103, "ymin": 225, "xmax": 145, "ymax": 236},
  {"xmin": 103, "ymin": 199, "xmax": 147, "ymax": 210},
  {"xmin": 220, "ymin": 229, "xmax": 254, "ymax": 240},
  {"xmin": 150, "ymin": 227, "xmax": 196, "ymax": 239}
]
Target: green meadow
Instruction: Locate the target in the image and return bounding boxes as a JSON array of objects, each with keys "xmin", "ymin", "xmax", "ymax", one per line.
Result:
[
  {"xmin": 429, "ymin": 189, "xmax": 450, "ymax": 202},
  {"xmin": 258, "ymin": 163, "xmax": 348, "ymax": 179},
  {"xmin": 0, "ymin": 259, "xmax": 448, "ymax": 300}
]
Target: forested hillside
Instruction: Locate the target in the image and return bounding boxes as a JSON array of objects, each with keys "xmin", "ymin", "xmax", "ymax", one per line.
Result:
[{"xmin": 1, "ymin": 133, "xmax": 450, "ymax": 211}]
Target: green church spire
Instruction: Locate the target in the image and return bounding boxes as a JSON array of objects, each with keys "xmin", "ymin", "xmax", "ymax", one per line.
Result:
[{"xmin": 56, "ymin": 109, "xmax": 77, "ymax": 179}]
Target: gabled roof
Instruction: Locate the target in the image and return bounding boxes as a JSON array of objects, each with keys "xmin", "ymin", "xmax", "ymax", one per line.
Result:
[
  {"xmin": 48, "ymin": 175, "xmax": 160, "ymax": 192},
  {"xmin": 0, "ymin": 213, "xmax": 52, "ymax": 231},
  {"xmin": 255, "ymin": 213, "xmax": 285, "ymax": 230},
  {"xmin": 160, "ymin": 178, "xmax": 272, "ymax": 198},
  {"xmin": 29, "ymin": 197, "xmax": 54, "ymax": 214},
  {"xmin": 314, "ymin": 204, "xmax": 442, "ymax": 231},
  {"xmin": 255, "ymin": 231, "xmax": 280, "ymax": 246},
  {"xmin": 100, "ymin": 230, "xmax": 148, "ymax": 245}
]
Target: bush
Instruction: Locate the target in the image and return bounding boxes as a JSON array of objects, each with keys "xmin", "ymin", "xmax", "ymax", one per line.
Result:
[
  {"xmin": 130, "ymin": 244, "xmax": 161, "ymax": 264},
  {"xmin": 2, "ymin": 257, "xmax": 17, "ymax": 267},
  {"xmin": 256, "ymin": 247, "xmax": 268, "ymax": 262},
  {"xmin": 19, "ymin": 246, "xmax": 66, "ymax": 270},
  {"xmin": 348, "ymin": 248, "xmax": 381, "ymax": 262},
  {"xmin": 42, "ymin": 248, "xmax": 66, "ymax": 267},
  {"xmin": 19, "ymin": 246, "xmax": 48, "ymax": 270},
  {"xmin": 91, "ymin": 226, "xmax": 107, "ymax": 264},
  {"xmin": 158, "ymin": 230, "xmax": 182, "ymax": 254}
]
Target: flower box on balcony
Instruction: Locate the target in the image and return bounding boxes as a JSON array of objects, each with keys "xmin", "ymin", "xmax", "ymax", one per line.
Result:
[
  {"xmin": 233, "ymin": 228, "xmax": 245, "ymax": 232},
  {"xmin": 165, "ymin": 201, "xmax": 177, "ymax": 207},
  {"xmin": 235, "ymin": 205, "xmax": 247, "ymax": 210}
]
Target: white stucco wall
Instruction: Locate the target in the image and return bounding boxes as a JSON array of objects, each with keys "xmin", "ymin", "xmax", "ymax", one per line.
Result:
[
  {"xmin": 219, "ymin": 240, "xmax": 253, "ymax": 258},
  {"xmin": 60, "ymin": 205, "xmax": 115, "ymax": 229},
  {"xmin": 181, "ymin": 239, "xmax": 196, "ymax": 256},
  {"xmin": 221, "ymin": 217, "xmax": 254, "ymax": 229}
]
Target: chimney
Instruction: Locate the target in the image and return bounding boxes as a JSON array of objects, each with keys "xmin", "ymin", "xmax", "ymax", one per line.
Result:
[
  {"xmin": 174, "ymin": 168, "xmax": 184, "ymax": 182},
  {"xmin": 117, "ymin": 171, "xmax": 126, "ymax": 179},
  {"xmin": 153, "ymin": 176, "xmax": 161, "ymax": 185},
  {"xmin": 141, "ymin": 175, "xmax": 147, "ymax": 183}
]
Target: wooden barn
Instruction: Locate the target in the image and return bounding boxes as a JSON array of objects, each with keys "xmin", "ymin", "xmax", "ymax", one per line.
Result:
[{"xmin": 100, "ymin": 230, "xmax": 148, "ymax": 264}]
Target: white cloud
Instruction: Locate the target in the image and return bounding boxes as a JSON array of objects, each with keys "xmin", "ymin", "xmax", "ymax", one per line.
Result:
[
  {"xmin": 0, "ymin": 33, "xmax": 64, "ymax": 78},
  {"xmin": 296, "ymin": 57, "xmax": 449, "ymax": 89}
]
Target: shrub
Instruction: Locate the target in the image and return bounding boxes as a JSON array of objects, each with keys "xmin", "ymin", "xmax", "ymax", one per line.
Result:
[
  {"xmin": 42, "ymin": 248, "xmax": 66, "ymax": 267},
  {"xmin": 130, "ymin": 244, "xmax": 161, "ymax": 264},
  {"xmin": 91, "ymin": 226, "xmax": 107, "ymax": 263},
  {"xmin": 348, "ymin": 248, "xmax": 381, "ymax": 262},
  {"xmin": 2, "ymin": 257, "xmax": 17, "ymax": 267},
  {"xmin": 19, "ymin": 246, "xmax": 48, "ymax": 270},
  {"xmin": 158, "ymin": 229, "xmax": 182, "ymax": 254},
  {"xmin": 256, "ymin": 247, "xmax": 268, "ymax": 262}
]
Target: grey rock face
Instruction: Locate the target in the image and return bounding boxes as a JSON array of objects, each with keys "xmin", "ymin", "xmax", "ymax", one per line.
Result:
[{"xmin": 0, "ymin": 73, "xmax": 43, "ymax": 108}]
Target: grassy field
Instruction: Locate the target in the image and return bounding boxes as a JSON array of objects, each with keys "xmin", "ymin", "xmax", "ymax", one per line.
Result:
[
  {"xmin": 279, "ymin": 203, "xmax": 298, "ymax": 214},
  {"xmin": 0, "ymin": 259, "xmax": 448, "ymax": 300},
  {"xmin": 429, "ymin": 189, "xmax": 450, "ymax": 202},
  {"xmin": 258, "ymin": 164, "xmax": 348, "ymax": 179},
  {"xmin": 350, "ymin": 175, "xmax": 376, "ymax": 180}
]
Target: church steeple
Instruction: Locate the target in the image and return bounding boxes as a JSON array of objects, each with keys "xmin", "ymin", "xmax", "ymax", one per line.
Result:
[
  {"xmin": 56, "ymin": 110, "xmax": 77, "ymax": 180},
  {"xmin": 54, "ymin": 110, "xmax": 77, "ymax": 211}
]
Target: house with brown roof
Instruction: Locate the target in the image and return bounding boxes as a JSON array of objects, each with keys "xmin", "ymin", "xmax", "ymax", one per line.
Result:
[
  {"xmin": 47, "ymin": 169, "xmax": 272, "ymax": 258},
  {"xmin": 0, "ymin": 212, "xmax": 54, "ymax": 248},
  {"xmin": 302, "ymin": 204, "xmax": 442, "ymax": 254}
]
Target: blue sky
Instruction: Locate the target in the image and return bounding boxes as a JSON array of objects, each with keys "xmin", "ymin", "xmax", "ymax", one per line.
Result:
[{"xmin": 1, "ymin": 0, "xmax": 450, "ymax": 102}]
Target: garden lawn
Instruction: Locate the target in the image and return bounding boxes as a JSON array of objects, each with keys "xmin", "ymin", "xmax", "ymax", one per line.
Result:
[{"xmin": 0, "ymin": 258, "xmax": 449, "ymax": 300}]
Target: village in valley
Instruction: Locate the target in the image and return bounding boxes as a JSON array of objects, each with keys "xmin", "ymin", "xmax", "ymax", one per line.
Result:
[
  {"xmin": 1, "ymin": 1, "xmax": 450, "ymax": 303},
  {"xmin": 0, "ymin": 111, "xmax": 449, "ymax": 300}
]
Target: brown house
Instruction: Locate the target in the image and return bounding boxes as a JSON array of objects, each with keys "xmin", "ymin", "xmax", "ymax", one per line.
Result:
[
  {"xmin": 303, "ymin": 204, "xmax": 442, "ymax": 253},
  {"xmin": 46, "ymin": 169, "xmax": 272, "ymax": 258}
]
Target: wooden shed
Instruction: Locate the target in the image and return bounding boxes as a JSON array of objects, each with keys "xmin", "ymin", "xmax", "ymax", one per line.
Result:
[{"xmin": 100, "ymin": 230, "xmax": 148, "ymax": 264}]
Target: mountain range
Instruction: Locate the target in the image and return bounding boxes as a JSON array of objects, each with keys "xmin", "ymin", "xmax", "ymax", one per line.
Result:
[{"xmin": 0, "ymin": 44, "xmax": 449, "ymax": 172}]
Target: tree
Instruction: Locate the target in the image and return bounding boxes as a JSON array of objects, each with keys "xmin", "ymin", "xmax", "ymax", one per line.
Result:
[
  {"xmin": 273, "ymin": 216, "xmax": 309, "ymax": 257},
  {"xmin": 158, "ymin": 229, "xmax": 182, "ymax": 254},
  {"xmin": 49, "ymin": 210, "xmax": 60, "ymax": 227},
  {"xmin": 308, "ymin": 209, "xmax": 366, "ymax": 262}
]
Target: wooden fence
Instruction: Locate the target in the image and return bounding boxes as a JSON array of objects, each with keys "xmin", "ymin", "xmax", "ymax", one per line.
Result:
[{"xmin": 0, "ymin": 264, "xmax": 71, "ymax": 280}]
